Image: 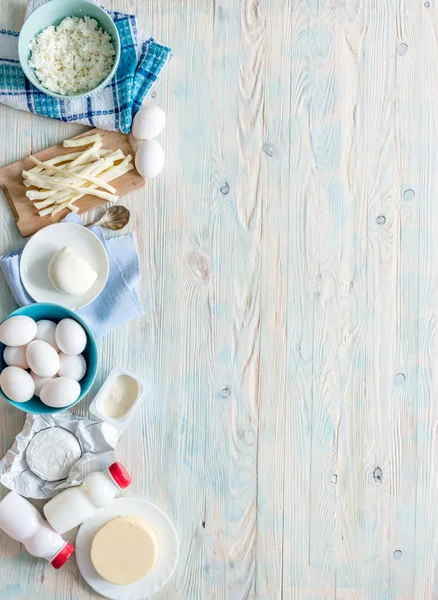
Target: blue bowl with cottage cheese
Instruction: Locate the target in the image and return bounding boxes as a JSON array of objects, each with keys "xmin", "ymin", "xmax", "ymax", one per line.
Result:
[{"xmin": 18, "ymin": 0, "xmax": 120, "ymax": 99}]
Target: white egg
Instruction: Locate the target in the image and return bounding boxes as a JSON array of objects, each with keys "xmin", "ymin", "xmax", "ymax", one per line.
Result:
[
  {"xmin": 55, "ymin": 319, "xmax": 87, "ymax": 356},
  {"xmin": 135, "ymin": 139, "xmax": 164, "ymax": 179},
  {"xmin": 35, "ymin": 320, "xmax": 60, "ymax": 351},
  {"xmin": 132, "ymin": 105, "xmax": 166, "ymax": 140},
  {"xmin": 3, "ymin": 345, "xmax": 29, "ymax": 369},
  {"xmin": 0, "ymin": 316, "xmax": 37, "ymax": 347},
  {"xmin": 40, "ymin": 377, "xmax": 81, "ymax": 408},
  {"xmin": 26, "ymin": 340, "xmax": 60, "ymax": 377},
  {"xmin": 0, "ymin": 366, "xmax": 35, "ymax": 402},
  {"xmin": 30, "ymin": 372, "xmax": 57, "ymax": 397},
  {"xmin": 58, "ymin": 353, "xmax": 87, "ymax": 381}
]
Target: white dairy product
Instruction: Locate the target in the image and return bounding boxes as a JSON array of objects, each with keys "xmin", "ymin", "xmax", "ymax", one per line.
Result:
[
  {"xmin": 100, "ymin": 374, "xmax": 139, "ymax": 419},
  {"xmin": 28, "ymin": 16, "xmax": 116, "ymax": 96},
  {"xmin": 90, "ymin": 516, "xmax": 159, "ymax": 584},
  {"xmin": 44, "ymin": 463, "xmax": 131, "ymax": 534},
  {"xmin": 0, "ymin": 491, "xmax": 74, "ymax": 568},
  {"xmin": 26, "ymin": 428, "xmax": 82, "ymax": 482},
  {"xmin": 48, "ymin": 246, "xmax": 98, "ymax": 296}
]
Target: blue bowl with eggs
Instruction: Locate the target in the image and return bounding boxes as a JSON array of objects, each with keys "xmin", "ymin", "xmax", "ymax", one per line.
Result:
[{"xmin": 0, "ymin": 303, "xmax": 98, "ymax": 414}]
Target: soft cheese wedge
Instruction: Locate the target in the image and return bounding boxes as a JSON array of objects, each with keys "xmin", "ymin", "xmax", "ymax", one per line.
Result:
[
  {"xmin": 90, "ymin": 516, "xmax": 159, "ymax": 585},
  {"xmin": 48, "ymin": 245, "xmax": 98, "ymax": 296}
]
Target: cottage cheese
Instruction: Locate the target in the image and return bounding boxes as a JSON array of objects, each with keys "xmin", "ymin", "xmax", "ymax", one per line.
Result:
[{"xmin": 28, "ymin": 16, "xmax": 116, "ymax": 96}]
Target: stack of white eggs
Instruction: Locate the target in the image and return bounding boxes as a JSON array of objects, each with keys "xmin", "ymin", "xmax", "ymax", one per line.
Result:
[
  {"xmin": 132, "ymin": 105, "xmax": 166, "ymax": 179},
  {"xmin": 0, "ymin": 315, "xmax": 88, "ymax": 408}
]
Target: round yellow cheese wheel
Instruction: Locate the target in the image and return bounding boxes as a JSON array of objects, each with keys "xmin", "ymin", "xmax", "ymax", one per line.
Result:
[{"xmin": 90, "ymin": 516, "xmax": 159, "ymax": 585}]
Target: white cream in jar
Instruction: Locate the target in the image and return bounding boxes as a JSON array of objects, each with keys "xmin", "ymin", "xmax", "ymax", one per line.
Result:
[
  {"xmin": 89, "ymin": 367, "xmax": 149, "ymax": 430},
  {"xmin": 101, "ymin": 374, "xmax": 139, "ymax": 418}
]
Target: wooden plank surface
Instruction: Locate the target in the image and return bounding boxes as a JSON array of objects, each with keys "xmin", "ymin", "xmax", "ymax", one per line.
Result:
[{"xmin": 0, "ymin": 0, "xmax": 437, "ymax": 599}]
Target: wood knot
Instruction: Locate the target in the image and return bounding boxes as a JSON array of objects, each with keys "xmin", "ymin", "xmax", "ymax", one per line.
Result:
[
  {"xmin": 373, "ymin": 467, "xmax": 383, "ymax": 484},
  {"xmin": 186, "ymin": 251, "xmax": 210, "ymax": 281}
]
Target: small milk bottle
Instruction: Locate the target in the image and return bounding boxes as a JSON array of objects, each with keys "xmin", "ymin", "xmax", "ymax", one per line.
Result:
[
  {"xmin": 44, "ymin": 462, "xmax": 131, "ymax": 534},
  {"xmin": 0, "ymin": 491, "xmax": 74, "ymax": 569}
]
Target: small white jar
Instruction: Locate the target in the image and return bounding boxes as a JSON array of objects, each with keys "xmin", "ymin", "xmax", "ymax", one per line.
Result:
[
  {"xmin": 0, "ymin": 491, "xmax": 74, "ymax": 569},
  {"xmin": 43, "ymin": 462, "xmax": 131, "ymax": 534}
]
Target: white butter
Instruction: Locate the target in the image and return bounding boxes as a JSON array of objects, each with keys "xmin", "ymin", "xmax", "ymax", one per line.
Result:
[
  {"xmin": 26, "ymin": 427, "xmax": 82, "ymax": 482},
  {"xmin": 90, "ymin": 516, "xmax": 159, "ymax": 585},
  {"xmin": 48, "ymin": 246, "xmax": 98, "ymax": 296}
]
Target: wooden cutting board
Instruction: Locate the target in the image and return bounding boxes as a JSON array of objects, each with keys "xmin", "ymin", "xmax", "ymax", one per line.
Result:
[{"xmin": 0, "ymin": 128, "xmax": 145, "ymax": 237}]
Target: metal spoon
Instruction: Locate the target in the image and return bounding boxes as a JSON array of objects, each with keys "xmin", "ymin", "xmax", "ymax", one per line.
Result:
[{"xmin": 88, "ymin": 206, "xmax": 130, "ymax": 231}]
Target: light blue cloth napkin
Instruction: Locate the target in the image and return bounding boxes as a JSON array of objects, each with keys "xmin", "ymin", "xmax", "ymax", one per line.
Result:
[
  {"xmin": 0, "ymin": 1, "xmax": 172, "ymax": 133},
  {"xmin": 0, "ymin": 214, "xmax": 144, "ymax": 338}
]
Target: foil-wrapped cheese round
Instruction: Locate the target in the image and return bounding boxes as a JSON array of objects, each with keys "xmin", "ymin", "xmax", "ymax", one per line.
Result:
[
  {"xmin": 55, "ymin": 319, "xmax": 87, "ymax": 356},
  {"xmin": 26, "ymin": 427, "xmax": 82, "ymax": 481},
  {"xmin": 0, "ymin": 367, "xmax": 35, "ymax": 402},
  {"xmin": 26, "ymin": 340, "xmax": 60, "ymax": 377},
  {"xmin": 0, "ymin": 316, "xmax": 37, "ymax": 347},
  {"xmin": 40, "ymin": 377, "xmax": 81, "ymax": 408}
]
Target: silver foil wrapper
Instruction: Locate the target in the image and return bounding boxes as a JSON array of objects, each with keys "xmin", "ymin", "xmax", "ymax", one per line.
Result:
[{"xmin": 0, "ymin": 412, "xmax": 120, "ymax": 499}]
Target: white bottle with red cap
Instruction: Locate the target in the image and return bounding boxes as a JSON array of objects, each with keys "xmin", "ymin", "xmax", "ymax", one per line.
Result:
[
  {"xmin": 43, "ymin": 462, "xmax": 131, "ymax": 534},
  {"xmin": 0, "ymin": 491, "xmax": 74, "ymax": 569}
]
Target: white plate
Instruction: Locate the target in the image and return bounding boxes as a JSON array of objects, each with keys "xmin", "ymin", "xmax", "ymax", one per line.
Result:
[
  {"xmin": 20, "ymin": 223, "xmax": 109, "ymax": 309},
  {"xmin": 76, "ymin": 497, "xmax": 179, "ymax": 600}
]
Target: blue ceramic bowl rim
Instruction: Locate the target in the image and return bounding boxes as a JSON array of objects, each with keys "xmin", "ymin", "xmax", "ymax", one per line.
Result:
[
  {"xmin": 18, "ymin": 0, "xmax": 121, "ymax": 100},
  {"xmin": 0, "ymin": 303, "xmax": 98, "ymax": 414}
]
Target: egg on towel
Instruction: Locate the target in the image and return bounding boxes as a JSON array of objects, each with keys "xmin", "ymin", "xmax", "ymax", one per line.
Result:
[
  {"xmin": 0, "ymin": 316, "xmax": 37, "ymax": 347},
  {"xmin": 40, "ymin": 377, "xmax": 81, "ymax": 408},
  {"xmin": 26, "ymin": 340, "xmax": 59, "ymax": 377},
  {"xmin": 55, "ymin": 319, "xmax": 87, "ymax": 356},
  {"xmin": 132, "ymin": 105, "xmax": 166, "ymax": 140},
  {"xmin": 0, "ymin": 366, "xmax": 35, "ymax": 402}
]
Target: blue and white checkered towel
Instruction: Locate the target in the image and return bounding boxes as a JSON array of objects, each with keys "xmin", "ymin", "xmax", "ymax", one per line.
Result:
[{"xmin": 0, "ymin": 0, "xmax": 172, "ymax": 133}]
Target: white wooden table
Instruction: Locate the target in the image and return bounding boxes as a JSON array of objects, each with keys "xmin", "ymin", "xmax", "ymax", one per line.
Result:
[{"xmin": 1, "ymin": 1, "xmax": 437, "ymax": 598}]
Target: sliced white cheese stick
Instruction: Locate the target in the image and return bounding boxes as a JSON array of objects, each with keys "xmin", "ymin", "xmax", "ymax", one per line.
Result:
[
  {"xmin": 63, "ymin": 134, "xmax": 102, "ymax": 148},
  {"xmin": 30, "ymin": 157, "xmax": 116, "ymax": 194},
  {"xmin": 68, "ymin": 142, "xmax": 103, "ymax": 169},
  {"xmin": 34, "ymin": 198, "xmax": 58, "ymax": 210},
  {"xmin": 25, "ymin": 175, "xmax": 118, "ymax": 203},
  {"xmin": 26, "ymin": 189, "xmax": 58, "ymax": 201},
  {"xmin": 54, "ymin": 162, "xmax": 134, "ymax": 207}
]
